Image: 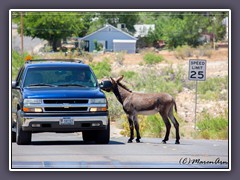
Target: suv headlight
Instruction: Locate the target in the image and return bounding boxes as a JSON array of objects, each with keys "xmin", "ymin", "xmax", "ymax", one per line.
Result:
[
  {"xmin": 89, "ymin": 98, "xmax": 106, "ymax": 104},
  {"xmin": 23, "ymin": 99, "xmax": 43, "ymax": 113},
  {"xmin": 89, "ymin": 98, "xmax": 107, "ymax": 112}
]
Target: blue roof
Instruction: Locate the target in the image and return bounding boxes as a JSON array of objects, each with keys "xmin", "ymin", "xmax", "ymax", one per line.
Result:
[{"xmin": 80, "ymin": 24, "xmax": 137, "ymax": 40}]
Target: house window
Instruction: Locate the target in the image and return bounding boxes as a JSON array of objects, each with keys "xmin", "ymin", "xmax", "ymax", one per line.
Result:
[{"xmin": 105, "ymin": 41, "xmax": 108, "ymax": 49}]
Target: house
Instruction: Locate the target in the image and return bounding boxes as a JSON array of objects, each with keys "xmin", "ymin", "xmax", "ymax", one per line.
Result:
[{"xmin": 79, "ymin": 24, "xmax": 137, "ymax": 54}]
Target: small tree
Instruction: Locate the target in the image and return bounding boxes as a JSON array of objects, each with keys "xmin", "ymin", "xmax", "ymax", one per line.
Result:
[
  {"xmin": 12, "ymin": 11, "xmax": 87, "ymax": 51},
  {"xmin": 93, "ymin": 40, "xmax": 103, "ymax": 51}
]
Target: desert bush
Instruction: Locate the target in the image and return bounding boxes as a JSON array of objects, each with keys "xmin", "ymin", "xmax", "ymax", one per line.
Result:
[
  {"xmin": 195, "ymin": 110, "xmax": 228, "ymax": 140},
  {"xmin": 174, "ymin": 45, "xmax": 213, "ymax": 59},
  {"xmin": 198, "ymin": 76, "xmax": 228, "ymax": 101},
  {"xmin": 195, "ymin": 45, "xmax": 213, "ymax": 58},
  {"xmin": 132, "ymin": 66, "xmax": 184, "ymax": 97},
  {"xmin": 119, "ymin": 114, "xmax": 165, "ymax": 138},
  {"xmin": 81, "ymin": 51, "xmax": 94, "ymax": 62},
  {"xmin": 12, "ymin": 51, "xmax": 33, "ymax": 79},
  {"xmin": 143, "ymin": 52, "xmax": 164, "ymax": 64},
  {"xmin": 89, "ymin": 59, "xmax": 111, "ymax": 79},
  {"xmin": 119, "ymin": 70, "xmax": 138, "ymax": 80},
  {"xmin": 115, "ymin": 51, "xmax": 126, "ymax": 65},
  {"xmin": 174, "ymin": 45, "xmax": 194, "ymax": 59},
  {"xmin": 105, "ymin": 93, "xmax": 125, "ymax": 122}
]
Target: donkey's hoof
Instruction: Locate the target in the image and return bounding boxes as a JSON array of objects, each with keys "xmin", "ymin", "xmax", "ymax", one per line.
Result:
[
  {"xmin": 161, "ymin": 140, "xmax": 167, "ymax": 144},
  {"xmin": 175, "ymin": 141, "xmax": 180, "ymax": 144},
  {"xmin": 128, "ymin": 139, "xmax": 133, "ymax": 143},
  {"xmin": 136, "ymin": 139, "xmax": 141, "ymax": 143}
]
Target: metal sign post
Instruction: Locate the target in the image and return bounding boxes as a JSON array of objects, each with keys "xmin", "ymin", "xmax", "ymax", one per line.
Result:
[
  {"xmin": 188, "ymin": 59, "xmax": 207, "ymax": 130},
  {"xmin": 194, "ymin": 80, "xmax": 198, "ymax": 130}
]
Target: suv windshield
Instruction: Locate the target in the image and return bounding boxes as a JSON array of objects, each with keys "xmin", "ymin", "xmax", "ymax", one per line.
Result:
[{"xmin": 23, "ymin": 66, "xmax": 98, "ymax": 88}]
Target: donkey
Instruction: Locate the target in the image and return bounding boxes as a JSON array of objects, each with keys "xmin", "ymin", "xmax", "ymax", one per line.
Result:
[{"xmin": 106, "ymin": 75, "xmax": 180, "ymax": 144}]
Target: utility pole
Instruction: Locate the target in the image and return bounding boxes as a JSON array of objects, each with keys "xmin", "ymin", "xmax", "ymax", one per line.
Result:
[
  {"xmin": 20, "ymin": 12, "xmax": 24, "ymax": 55},
  {"xmin": 212, "ymin": 16, "xmax": 216, "ymax": 50}
]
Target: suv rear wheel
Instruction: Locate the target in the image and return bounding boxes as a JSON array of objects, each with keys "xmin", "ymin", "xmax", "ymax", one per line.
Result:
[
  {"xmin": 82, "ymin": 123, "xmax": 110, "ymax": 144},
  {"xmin": 95, "ymin": 123, "xmax": 110, "ymax": 144},
  {"xmin": 82, "ymin": 131, "xmax": 95, "ymax": 142}
]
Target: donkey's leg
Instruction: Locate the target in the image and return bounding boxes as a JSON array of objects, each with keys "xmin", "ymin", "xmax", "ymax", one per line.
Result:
[
  {"xmin": 168, "ymin": 111, "xmax": 180, "ymax": 144},
  {"xmin": 127, "ymin": 115, "xmax": 134, "ymax": 143},
  {"xmin": 160, "ymin": 112, "xmax": 171, "ymax": 144},
  {"xmin": 133, "ymin": 115, "xmax": 141, "ymax": 143}
]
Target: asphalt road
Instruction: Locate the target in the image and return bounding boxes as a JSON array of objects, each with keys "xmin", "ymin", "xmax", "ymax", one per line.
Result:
[{"xmin": 11, "ymin": 132, "xmax": 229, "ymax": 170}]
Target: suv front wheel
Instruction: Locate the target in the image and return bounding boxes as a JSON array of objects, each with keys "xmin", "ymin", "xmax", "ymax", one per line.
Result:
[{"xmin": 16, "ymin": 118, "xmax": 32, "ymax": 145}]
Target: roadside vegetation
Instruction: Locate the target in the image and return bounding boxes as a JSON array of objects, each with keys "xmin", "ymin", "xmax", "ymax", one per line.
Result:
[
  {"xmin": 174, "ymin": 45, "xmax": 213, "ymax": 59},
  {"xmin": 194, "ymin": 110, "xmax": 228, "ymax": 139},
  {"xmin": 143, "ymin": 52, "xmax": 164, "ymax": 64},
  {"xmin": 198, "ymin": 76, "xmax": 228, "ymax": 101}
]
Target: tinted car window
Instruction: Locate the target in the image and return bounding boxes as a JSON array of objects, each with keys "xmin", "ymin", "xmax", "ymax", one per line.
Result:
[{"xmin": 23, "ymin": 66, "xmax": 98, "ymax": 88}]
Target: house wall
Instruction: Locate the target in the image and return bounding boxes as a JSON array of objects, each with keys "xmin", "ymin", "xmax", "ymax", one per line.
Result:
[
  {"xmin": 81, "ymin": 25, "xmax": 137, "ymax": 53},
  {"xmin": 113, "ymin": 40, "xmax": 136, "ymax": 54}
]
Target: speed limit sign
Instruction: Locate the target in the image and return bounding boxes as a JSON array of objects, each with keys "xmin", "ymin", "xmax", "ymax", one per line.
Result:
[
  {"xmin": 189, "ymin": 59, "xmax": 206, "ymax": 81},
  {"xmin": 189, "ymin": 59, "xmax": 207, "ymax": 130}
]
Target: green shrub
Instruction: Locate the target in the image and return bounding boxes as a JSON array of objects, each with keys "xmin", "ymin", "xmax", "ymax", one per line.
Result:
[
  {"xmin": 93, "ymin": 40, "xmax": 103, "ymax": 51},
  {"xmin": 119, "ymin": 114, "xmax": 165, "ymax": 138},
  {"xmin": 120, "ymin": 70, "xmax": 137, "ymax": 80},
  {"xmin": 130, "ymin": 67, "xmax": 183, "ymax": 97},
  {"xmin": 140, "ymin": 115, "xmax": 165, "ymax": 138},
  {"xmin": 143, "ymin": 52, "xmax": 164, "ymax": 64},
  {"xmin": 89, "ymin": 59, "xmax": 111, "ymax": 79},
  {"xmin": 198, "ymin": 76, "xmax": 228, "ymax": 101},
  {"xmin": 12, "ymin": 51, "xmax": 31, "ymax": 79},
  {"xmin": 105, "ymin": 93, "xmax": 124, "ymax": 122},
  {"xmin": 174, "ymin": 45, "xmax": 194, "ymax": 59},
  {"xmin": 196, "ymin": 111, "xmax": 228, "ymax": 140}
]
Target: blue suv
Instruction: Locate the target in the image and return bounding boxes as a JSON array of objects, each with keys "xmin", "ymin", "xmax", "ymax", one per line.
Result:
[{"xmin": 11, "ymin": 59, "xmax": 112, "ymax": 145}]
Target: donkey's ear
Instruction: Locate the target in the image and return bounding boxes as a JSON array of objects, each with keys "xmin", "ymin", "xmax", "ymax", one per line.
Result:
[
  {"xmin": 116, "ymin": 75, "xmax": 124, "ymax": 83},
  {"xmin": 110, "ymin": 77, "xmax": 116, "ymax": 84}
]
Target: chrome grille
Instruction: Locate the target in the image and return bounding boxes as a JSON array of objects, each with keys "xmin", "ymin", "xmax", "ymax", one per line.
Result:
[
  {"xmin": 43, "ymin": 99, "xmax": 89, "ymax": 112},
  {"xmin": 44, "ymin": 107, "xmax": 88, "ymax": 112},
  {"xmin": 43, "ymin": 99, "xmax": 88, "ymax": 104}
]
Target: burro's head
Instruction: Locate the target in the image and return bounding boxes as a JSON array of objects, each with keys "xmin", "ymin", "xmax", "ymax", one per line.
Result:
[{"xmin": 100, "ymin": 75, "xmax": 124, "ymax": 92}]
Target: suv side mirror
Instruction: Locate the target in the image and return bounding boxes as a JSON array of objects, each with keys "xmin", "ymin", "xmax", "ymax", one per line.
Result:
[
  {"xmin": 12, "ymin": 81, "xmax": 20, "ymax": 89},
  {"xmin": 99, "ymin": 80, "xmax": 112, "ymax": 92}
]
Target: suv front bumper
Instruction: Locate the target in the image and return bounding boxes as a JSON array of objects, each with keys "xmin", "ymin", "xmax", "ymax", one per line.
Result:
[{"xmin": 18, "ymin": 112, "xmax": 109, "ymax": 132}]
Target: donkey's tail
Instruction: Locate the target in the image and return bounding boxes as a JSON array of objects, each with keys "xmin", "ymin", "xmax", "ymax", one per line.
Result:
[{"xmin": 173, "ymin": 99, "xmax": 177, "ymax": 113}]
